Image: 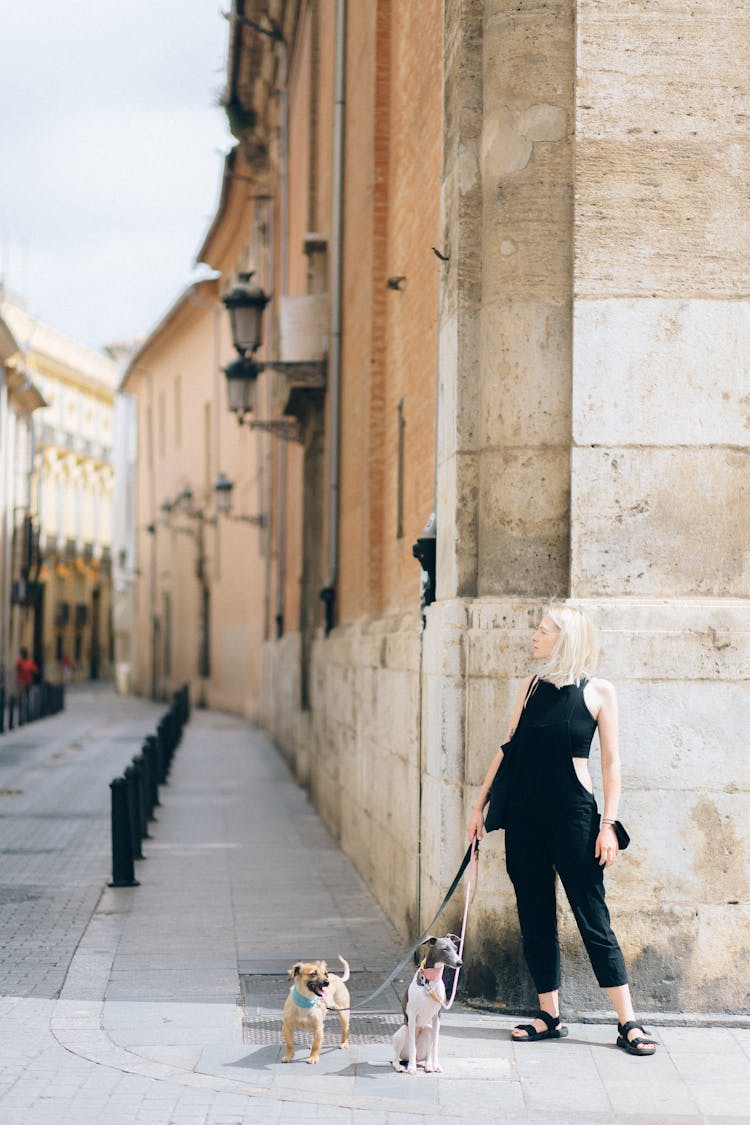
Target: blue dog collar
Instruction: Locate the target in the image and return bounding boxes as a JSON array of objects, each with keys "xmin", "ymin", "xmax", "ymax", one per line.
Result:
[{"xmin": 291, "ymin": 985, "xmax": 318, "ymax": 1009}]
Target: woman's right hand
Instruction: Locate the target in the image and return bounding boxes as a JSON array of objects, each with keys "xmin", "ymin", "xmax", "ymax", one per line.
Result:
[{"xmin": 467, "ymin": 806, "xmax": 485, "ymax": 842}]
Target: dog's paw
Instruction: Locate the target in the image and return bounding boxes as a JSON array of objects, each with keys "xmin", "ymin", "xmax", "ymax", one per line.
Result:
[
  {"xmin": 281, "ymin": 1055, "xmax": 293, "ymax": 1064},
  {"xmin": 306, "ymin": 1056, "xmax": 319, "ymax": 1065},
  {"xmin": 425, "ymin": 1062, "xmax": 442, "ymax": 1073},
  {"xmin": 406, "ymin": 1063, "xmax": 418, "ymax": 1075},
  {"xmin": 392, "ymin": 1060, "xmax": 406, "ymax": 1072}
]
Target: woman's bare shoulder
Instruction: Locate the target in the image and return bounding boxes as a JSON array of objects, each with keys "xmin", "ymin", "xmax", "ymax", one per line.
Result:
[{"xmin": 587, "ymin": 677, "xmax": 617, "ymax": 704}]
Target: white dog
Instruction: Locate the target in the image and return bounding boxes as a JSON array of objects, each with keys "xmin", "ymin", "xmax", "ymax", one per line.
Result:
[{"xmin": 392, "ymin": 935, "xmax": 462, "ymax": 1074}]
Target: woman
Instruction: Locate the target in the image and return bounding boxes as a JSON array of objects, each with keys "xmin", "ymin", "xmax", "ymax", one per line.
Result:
[{"xmin": 467, "ymin": 605, "xmax": 657, "ymax": 1056}]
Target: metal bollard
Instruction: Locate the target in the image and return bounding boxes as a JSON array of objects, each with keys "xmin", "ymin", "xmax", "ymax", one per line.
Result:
[
  {"xmin": 142, "ymin": 736, "xmax": 161, "ymax": 809},
  {"xmin": 17, "ymin": 692, "xmax": 25, "ymax": 727},
  {"xmin": 8, "ymin": 695, "xmax": 16, "ymax": 731},
  {"xmin": 124, "ymin": 765, "xmax": 144, "ymax": 860},
  {"xmin": 168, "ymin": 706, "xmax": 180, "ymax": 750},
  {"xmin": 174, "ymin": 691, "xmax": 186, "ymax": 733},
  {"xmin": 154, "ymin": 723, "xmax": 169, "ymax": 784},
  {"xmin": 157, "ymin": 718, "xmax": 173, "ymax": 778},
  {"xmin": 138, "ymin": 748, "xmax": 155, "ymax": 823},
  {"xmin": 131, "ymin": 754, "xmax": 151, "ymax": 839},
  {"xmin": 108, "ymin": 777, "xmax": 139, "ymax": 887}
]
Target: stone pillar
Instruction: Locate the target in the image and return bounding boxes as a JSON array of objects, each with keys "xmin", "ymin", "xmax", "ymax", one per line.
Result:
[
  {"xmin": 428, "ymin": 0, "xmax": 576, "ymax": 932},
  {"xmin": 436, "ymin": 0, "xmax": 750, "ymax": 1012},
  {"xmin": 436, "ymin": 0, "xmax": 483, "ymax": 602},
  {"xmin": 478, "ymin": 0, "xmax": 575, "ymax": 596},
  {"xmin": 568, "ymin": 1, "xmax": 750, "ymax": 1010},
  {"xmin": 422, "ymin": 0, "xmax": 485, "ymax": 931}
]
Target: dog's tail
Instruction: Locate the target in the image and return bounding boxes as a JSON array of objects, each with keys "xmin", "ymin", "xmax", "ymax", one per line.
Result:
[{"xmin": 338, "ymin": 954, "xmax": 350, "ymax": 982}]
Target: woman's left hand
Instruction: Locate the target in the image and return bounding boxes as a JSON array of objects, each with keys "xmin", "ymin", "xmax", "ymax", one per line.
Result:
[{"xmin": 595, "ymin": 824, "xmax": 619, "ymax": 868}]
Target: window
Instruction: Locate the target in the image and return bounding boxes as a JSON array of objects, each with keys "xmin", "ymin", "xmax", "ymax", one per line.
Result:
[
  {"xmin": 174, "ymin": 375, "xmax": 182, "ymax": 448},
  {"xmin": 204, "ymin": 402, "xmax": 211, "ymax": 489}
]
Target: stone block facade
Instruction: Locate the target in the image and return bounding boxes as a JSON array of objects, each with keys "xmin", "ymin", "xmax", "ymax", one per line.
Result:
[
  {"xmin": 127, "ymin": 0, "xmax": 748, "ymax": 1014},
  {"xmin": 259, "ymin": 0, "xmax": 748, "ymax": 1015}
]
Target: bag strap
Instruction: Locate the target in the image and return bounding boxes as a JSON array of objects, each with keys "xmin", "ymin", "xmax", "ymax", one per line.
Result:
[
  {"xmin": 522, "ymin": 674, "xmax": 539, "ymax": 709},
  {"xmin": 507, "ymin": 675, "xmax": 539, "ymax": 740}
]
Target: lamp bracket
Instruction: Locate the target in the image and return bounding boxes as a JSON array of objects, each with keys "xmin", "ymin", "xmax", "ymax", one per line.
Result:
[
  {"xmin": 227, "ymin": 513, "xmax": 265, "ymax": 528},
  {"xmin": 237, "ymin": 414, "xmax": 301, "ymax": 442},
  {"xmin": 266, "ymin": 360, "xmax": 326, "ymax": 387}
]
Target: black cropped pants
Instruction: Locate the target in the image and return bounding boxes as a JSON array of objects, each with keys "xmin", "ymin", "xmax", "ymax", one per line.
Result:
[{"xmin": 505, "ymin": 791, "xmax": 628, "ymax": 993}]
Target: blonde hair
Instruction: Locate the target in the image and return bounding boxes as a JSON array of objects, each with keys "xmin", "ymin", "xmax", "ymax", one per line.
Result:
[{"xmin": 539, "ymin": 604, "xmax": 599, "ymax": 688}]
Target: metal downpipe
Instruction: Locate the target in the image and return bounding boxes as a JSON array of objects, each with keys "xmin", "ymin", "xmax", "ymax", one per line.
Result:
[{"xmin": 320, "ymin": 0, "xmax": 346, "ymax": 635}]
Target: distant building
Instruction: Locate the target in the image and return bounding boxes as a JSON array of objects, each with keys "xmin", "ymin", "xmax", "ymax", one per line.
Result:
[
  {"xmin": 0, "ymin": 294, "xmax": 116, "ymax": 683},
  {"xmin": 0, "ymin": 303, "xmax": 46, "ymax": 692},
  {"xmin": 108, "ymin": 340, "xmax": 141, "ymax": 697}
]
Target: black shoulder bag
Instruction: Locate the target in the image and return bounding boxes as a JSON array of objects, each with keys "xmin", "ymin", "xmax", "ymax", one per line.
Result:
[{"xmin": 483, "ymin": 676, "xmax": 538, "ymax": 833}]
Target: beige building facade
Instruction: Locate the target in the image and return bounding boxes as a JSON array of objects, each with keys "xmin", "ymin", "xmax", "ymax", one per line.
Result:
[
  {"xmin": 127, "ymin": 0, "xmax": 749, "ymax": 1014},
  {"xmin": 0, "ymin": 304, "xmax": 46, "ymax": 695},
  {"xmin": 1, "ymin": 295, "xmax": 116, "ymax": 685},
  {"xmin": 122, "ymin": 259, "xmax": 269, "ymax": 713}
]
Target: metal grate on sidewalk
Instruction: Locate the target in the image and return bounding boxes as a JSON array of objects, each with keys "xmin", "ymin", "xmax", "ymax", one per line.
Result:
[{"xmin": 240, "ymin": 971, "xmax": 404, "ymax": 1046}]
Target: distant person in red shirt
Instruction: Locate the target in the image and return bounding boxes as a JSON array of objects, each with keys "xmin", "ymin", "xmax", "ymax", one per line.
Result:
[{"xmin": 15, "ymin": 647, "xmax": 38, "ymax": 692}]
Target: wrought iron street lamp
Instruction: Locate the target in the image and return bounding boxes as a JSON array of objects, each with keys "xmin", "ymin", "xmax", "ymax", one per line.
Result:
[
  {"xmin": 212, "ymin": 473, "xmax": 264, "ymax": 527},
  {"xmin": 223, "ymin": 354, "xmax": 260, "ymax": 417},
  {"xmin": 213, "ymin": 472, "xmax": 234, "ymax": 515},
  {"xmin": 219, "ymin": 271, "xmax": 324, "ymax": 441},
  {"xmin": 221, "ymin": 272, "xmax": 270, "ymax": 358}
]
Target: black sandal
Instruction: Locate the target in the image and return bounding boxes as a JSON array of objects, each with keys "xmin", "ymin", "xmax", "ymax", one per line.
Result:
[
  {"xmin": 512, "ymin": 1010, "xmax": 568, "ymax": 1042},
  {"xmin": 616, "ymin": 1020, "xmax": 657, "ymax": 1056}
]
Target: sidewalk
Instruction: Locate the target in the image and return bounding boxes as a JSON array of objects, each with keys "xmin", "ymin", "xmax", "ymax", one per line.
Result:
[{"xmin": 1, "ymin": 704, "xmax": 748, "ymax": 1124}]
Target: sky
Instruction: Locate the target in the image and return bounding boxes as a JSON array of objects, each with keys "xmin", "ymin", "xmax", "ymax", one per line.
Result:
[{"xmin": 0, "ymin": 1, "xmax": 233, "ymax": 353}]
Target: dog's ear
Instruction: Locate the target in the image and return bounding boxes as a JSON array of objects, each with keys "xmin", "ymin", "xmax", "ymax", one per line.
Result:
[
  {"xmin": 445, "ymin": 933, "xmax": 460, "ymax": 950},
  {"xmin": 288, "ymin": 963, "xmax": 301, "ymax": 980},
  {"xmin": 424, "ymin": 936, "xmax": 437, "ymax": 945}
]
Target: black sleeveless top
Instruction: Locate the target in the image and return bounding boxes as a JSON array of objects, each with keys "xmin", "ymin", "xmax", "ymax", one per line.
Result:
[{"xmin": 523, "ymin": 678, "xmax": 598, "ymax": 758}]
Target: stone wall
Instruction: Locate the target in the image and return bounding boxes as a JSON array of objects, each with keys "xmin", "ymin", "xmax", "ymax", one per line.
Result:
[
  {"xmin": 265, "ymin": 613, "xmax": 423, "ymax": 938},
  {"xmin": 259, "ymin": 0, "xmax": 750, "ymax": 1016},
  {"xmin": 260, "ymin": 632, "xmax": 308, "ymax": 779},
  {"xmin": 420, "ymin": 597, "xmax": 750, "ymax": 1014},
  {"xmin": 425, "ymin": 0, "xmax": 750, "ymax": 1015},
  {"xmin": 265, "ymin": 595, "xmax": 749, "ymax": 1013}
]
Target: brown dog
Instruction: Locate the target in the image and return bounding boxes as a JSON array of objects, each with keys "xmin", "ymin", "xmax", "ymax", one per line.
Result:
[{"xmin": 281, "ymin": 955, "xmax": 351, "ymax": 1064}]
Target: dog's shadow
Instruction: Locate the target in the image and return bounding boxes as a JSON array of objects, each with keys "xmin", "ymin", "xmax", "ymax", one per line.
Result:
[{"xmin": 226, "ymin": 1044, "xmax": 359, "ymax": 1073}]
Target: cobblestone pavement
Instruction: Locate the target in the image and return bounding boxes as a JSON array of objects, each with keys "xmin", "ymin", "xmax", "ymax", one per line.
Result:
[
  {"xmin": 0, "ymin": 686, "xmax": 163, "ymax": 997},
  {"xmin": 0, "ymin": 690, "xmax": 748, "ymax": 1124}
]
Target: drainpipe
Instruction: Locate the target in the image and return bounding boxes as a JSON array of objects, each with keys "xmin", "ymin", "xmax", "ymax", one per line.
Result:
[
  {"xmin": 275, "ymin": 37, "xmax": 289, "ymax": 639},
  {"xmin": 320, "ymin": 0, "xmax": 346, "ymax": 635},
  {"xmin": 262, "ymin": 197, "xmax": 275, "ymax": 641}
]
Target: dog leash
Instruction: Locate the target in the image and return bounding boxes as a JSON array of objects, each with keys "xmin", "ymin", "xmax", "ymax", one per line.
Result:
[
  {"xmin": 328, "ymin": 837, "xmax": 479, "ymax": 1015},
  {"xmin": 443, "ymin": 834, "xmax": 478, "ymax": 1009}
]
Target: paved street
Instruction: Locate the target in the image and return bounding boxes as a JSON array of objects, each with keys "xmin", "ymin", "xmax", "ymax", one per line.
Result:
[
  {"xmin": 0, "ymin": 689, "xmax": 748, "ymax": 1124},
  {"xmin": 0, "ymin": 686, "xmax": 163, "ymax": 998}
]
